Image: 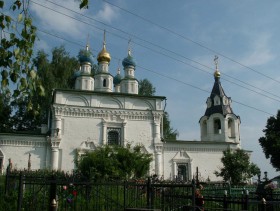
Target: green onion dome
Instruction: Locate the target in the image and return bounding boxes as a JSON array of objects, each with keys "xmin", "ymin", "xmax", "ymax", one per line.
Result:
[
  {"xmin": 122, "ymin": 50, "xmax": 136, "ymax": 68},
  {"xmin": 78, "ymin": 45, "xmax": 94, "ymax": 64},
  {"xmin": 113, "ymin": 68, "xmax": 122, "ymax": 85}
]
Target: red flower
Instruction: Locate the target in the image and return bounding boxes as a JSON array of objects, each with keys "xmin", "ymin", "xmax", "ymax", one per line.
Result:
[{"xmin": 72, "ymin": 190, "xmax": 78, "ymax": 196}]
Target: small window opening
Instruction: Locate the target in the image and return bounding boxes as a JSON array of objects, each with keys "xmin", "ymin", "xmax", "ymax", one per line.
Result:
[
  {"xmin": 214, "ymin": 119, "xmax": 221, "ymax": 134},
  {"xmin": 177, "ymin": 164, "xmax": 189, "ymax": 181}
]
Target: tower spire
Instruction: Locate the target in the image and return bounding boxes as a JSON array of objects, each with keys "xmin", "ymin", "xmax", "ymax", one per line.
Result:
[
  {"xmin": 214, "ymin": 55, "xmax": 219, "ymax": 71},
  {"xmin": 117, "ymin": 59, "xmax": 121, "ymax": 74},
  {"xmin": 128, "ymin": 38, "xmax": 132, "ymax": 56},
  {"xmin": 214, "ymin": 55, "xmax": 221, "ymax": 79},
  {"xmin": 97, "ymin": 29, "xmax": 111, "ymax": 63},
  {"xmin": 86, "ymin": 34, "xmax": 90, "ymax": 50},
  {"xmin": 103, "ymin": 30, "xmax": 106, "ymax": 46}
]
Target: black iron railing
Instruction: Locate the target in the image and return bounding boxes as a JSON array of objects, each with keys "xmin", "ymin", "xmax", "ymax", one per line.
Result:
[{"xmin": 2, "ymin": 170, "xmax": 280, "ymax": 211}]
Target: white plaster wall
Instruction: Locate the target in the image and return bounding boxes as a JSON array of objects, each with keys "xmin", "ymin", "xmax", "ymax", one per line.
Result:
[
  {"xmin": 162, "ymin": 149, "xmax": 223, "ymax": 181},
  {"xmin": 0, "ymin": 135, "xmax": 50, "ymax": 171},
  {"xmin": 58, "ymin": 114, "xmax": 155, "ymax": 171},
  {"xmin": 125, "ymin": 120, "xmax": 153, "ymax": 149},
  {"xmin": 162, "ymin": 142, "xmax": 239, "ymax": 181},
  {"xmin": 59, "ymin": 117, "xmax": 102, "ymax": 171},
  {"xmin": 187, "ymin": 151, "xmax": 223, "ymax": 181}
]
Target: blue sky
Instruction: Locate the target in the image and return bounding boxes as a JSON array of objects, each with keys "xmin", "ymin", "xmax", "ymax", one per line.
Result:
[{"xmin": 14, "ymin": 0, "xmax": 280, "ymax": 178}]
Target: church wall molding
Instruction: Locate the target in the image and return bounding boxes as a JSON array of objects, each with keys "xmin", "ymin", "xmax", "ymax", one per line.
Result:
[
  {"xmin": 52, "ymin": 105, "xmax": 163, "ymax": 121},
  {"xmin": 0, "ymin": 139, "xmax": 47, "ymax": 147},
  {"xmin": 164, "ymin": 145, "xmax": 236, "ymax": 153}
]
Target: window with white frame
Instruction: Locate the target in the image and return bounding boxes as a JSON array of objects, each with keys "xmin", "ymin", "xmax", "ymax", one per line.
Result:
[
  {"xmin": 107, "ymin": 128, "xmax": 121, "ymax": 145},
  {"xmin": 177, "ymin": 163, "xmax": 189, "ymax": 181}
]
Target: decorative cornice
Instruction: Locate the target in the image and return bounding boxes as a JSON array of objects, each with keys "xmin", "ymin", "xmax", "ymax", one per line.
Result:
[
  {"xmin": 164, "ymin": 146, "xmax": 228, "ymax": 153},
  {"xmin": 53, "ymin": 89, "xmax": 166, "ymax": 100},
  {"xmin": 173, "ymin": 158, "xmax": 192, "ymax": 163},
  {"xmin": 0, "ymin": 139, "xmax": 47, "ymax": 147},
  {"xmin": 52, "ymin": 105, "xmax": 163, "ymax": 121}
]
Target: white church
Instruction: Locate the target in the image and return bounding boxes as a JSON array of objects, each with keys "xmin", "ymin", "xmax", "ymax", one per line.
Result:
[{"xmin": 0, "ymin": 36, "xmax": 242, "ymax": 181}]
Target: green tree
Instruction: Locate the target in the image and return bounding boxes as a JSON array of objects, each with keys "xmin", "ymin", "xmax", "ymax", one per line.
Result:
[
  {"xmin": 214, "ymin": 149, "xmax": 260, "ymax": 185},
  {"xmin": 0, "ymin": 91, "xmax": 13, "ymax": 132},
  {"xmin": 7, "ymin": 46, "xmax": 80, "ymax": 131},
  {"xmin": 77, "ymin": 144, "xmax": 152, "ymax": 181},
  {"xmin": 259, "ymin": 110, "xmax": 280, "ymax": 171},
  {"xmin": 138, "ymin": 79, "xmax": 178, "ymax": 140},
  {"xmin": 0, "ymin": 0, "xmax": 91, "ymax": 114},
  {"xmin": 10, "ymin": 96, "xmax": 42, "ymax": 131},
  {"xmin": 139, "ymin": 79, "xmax": 156, "ymax": 96},
  {"xmin": 163, "ymin": 111, "xmax": 178, "ymax": 140},
  {"xmin": 1, "ymin": 1, "xmax": 44, "ymax": 110}
]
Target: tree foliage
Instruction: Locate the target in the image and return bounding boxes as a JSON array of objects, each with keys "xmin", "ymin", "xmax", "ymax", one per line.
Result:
[
  {"xmin": 0, "ymin": 91, "xmax": 13, "ymax": 132},
  {"xmin": 77, "ymin": 144, "xmax": 152, "ymax": 181},
  {"xmin": 214, "ymin": 149, "xmax": 260, "ymax": 185},
  {"xmin": 163, "ymin": 111, "xmax": 179, "ymax": 140},
  {"xmin": 14, "ymin": 46, "xmax": 79, "ymax": 129},
  {"xmin": 0, "ymin": 1, "xmax": 88, "ymax": 131},
  {"xmin": 259, "ymin": 110, "xmax": 280, "ymax": 171},
  {"xmin": 138, "ymin": 79, "xmax": 156, "ymax": 96},
  {"xmin": 1, "ymin": 46, "xmax": 79, "ymax": 132},
  {"xmin": 138, "ymin": 79, "xmax": 178, "ymax": 140},
  {"xmin": 36, "ymin": 47, "xmax": 80, "ymax": 90},
  {"xmin": 1, "ymin": 1, "xmax": 44, "ymax": 110}
]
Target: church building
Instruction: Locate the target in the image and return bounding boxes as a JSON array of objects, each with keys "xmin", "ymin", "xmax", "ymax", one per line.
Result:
[{"xmin": 0, "ymin": 35, "xmax": 241, "ymax": 181}]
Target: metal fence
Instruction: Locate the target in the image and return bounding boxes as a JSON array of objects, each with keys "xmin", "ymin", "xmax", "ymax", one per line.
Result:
[{"xmin": 2, "ymin": 170, "xmax": 280, "ymax": 211}]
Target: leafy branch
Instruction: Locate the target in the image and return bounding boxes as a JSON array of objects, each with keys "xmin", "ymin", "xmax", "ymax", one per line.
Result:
[{"xmin": 0, "ymin": 0, "xmax": 44, "ymax": 114}]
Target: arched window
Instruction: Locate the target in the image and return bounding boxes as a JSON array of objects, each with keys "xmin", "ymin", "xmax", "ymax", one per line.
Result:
[
  {"xmin": 201, "ymin": 120, "xmax": 207, "ymax": 138},
  {"xmin": 103, "ymin": 79, "xmax": 107, "ymax": 87},
  {"xmin": 85, "ymin": 80, "xmax": 88, "ymax": 90},
  {"xmin": 214, "ymin": 119, "xmax": 221, "ymax": 134},
  {"xmin": 214, "ymin": 96, "xmax": 220, "ymax": 106},
  {"xmin": 228, "ymin": 118, "xmax": 235, "ymax": 138},
  {"xmin": 131, "ymin": 84, "xmax": 134, "ymax": 93}
]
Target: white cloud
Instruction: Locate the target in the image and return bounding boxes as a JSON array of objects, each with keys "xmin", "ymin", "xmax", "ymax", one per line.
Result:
[
  {"xmin": 30, "ymin": 0, "xmax": 86, "ymax": 38},
  {"xmin": 241, "ymin": 33, "xmax": 275, "ymax": 67},
  {"xmin": 95, "ymin": 3, "xmax": 118, "ymax": 23}
]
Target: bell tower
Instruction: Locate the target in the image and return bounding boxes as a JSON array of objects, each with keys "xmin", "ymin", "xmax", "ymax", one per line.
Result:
[
  {"xmin": 95, "ymin": 31, "xmax": 113, "ymax": 92},
  {"xmin": 199, "ymin": 56, "xmax": 241, "ymax": 144},
  {"xmin": 75, "ymin": 44, "xmax": 94, "ymax": 91}
]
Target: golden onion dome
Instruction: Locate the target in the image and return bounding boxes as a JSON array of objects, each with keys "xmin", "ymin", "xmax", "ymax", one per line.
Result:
[
  {"xmin": 214, "ymin": 70, "xmax": 221, "ymax": 78},
  {"xmin": 97, "ymin": 44, "xmax": 111, "ymax": 63}
]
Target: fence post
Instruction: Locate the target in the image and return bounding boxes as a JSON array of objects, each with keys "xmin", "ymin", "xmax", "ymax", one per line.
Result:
[
  {"xmin": 17, "ymin": 171, "xmax": 24, "ymax": 211},
  {"xmin": 146, "ymin": 177, "xmax": 152, "ymax": 209},
  {"xmin": 49, "ymin": 175, "xmax": 57, "ymax": 211},
  {"xmin": 223, "ymin": 190, "xmax": 228, "ymax": 211},
  {"xmin": 259, "ymin": 198, "xmax": 266, "ymax": 211},
  {"xmin": 244, "ymin": 190, "xmax": 249, "ymax": 210},
  {"xmin": 191, "ymin": 179, "xmax": 195, "ymax": 211},
  {"xmin": 123, "ymin": 180, "xmax": 127, "ymax": 209},
  {"xmin": 4, "ymin": 166, "xmax": 10, "ymax": 195},
  {"xmin": 50, "ymin": 199, "xmax": 57, "ymax": 211}
]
